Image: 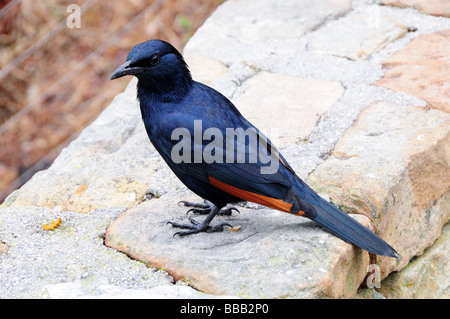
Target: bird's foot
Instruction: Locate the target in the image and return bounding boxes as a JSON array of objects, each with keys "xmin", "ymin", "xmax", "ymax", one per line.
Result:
[
  {"xmin": 167, "ymin": 217, "xmax": 232, "ymax": 237},
  {"xmin": 178, "ymin": 200, "xmax": 239, "ymax": 216}
]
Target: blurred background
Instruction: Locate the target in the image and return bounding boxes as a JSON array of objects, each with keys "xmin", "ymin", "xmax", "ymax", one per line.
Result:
[{"xmin": 0, "ymin": 0, "xmax": 223, "ymax": 203}]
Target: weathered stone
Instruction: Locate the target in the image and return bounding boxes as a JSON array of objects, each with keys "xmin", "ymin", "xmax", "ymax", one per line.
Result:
[
  {"xmin": 3, "ymin": 78, "xmax": 158, "ymax": 213},
  {"xmin": 185, "ymin": 0, "xmax": 351, "ymax": 53},
  {"xmin": 307, "ymin": 10, "xmax": 408, "ymax": 60},
  {"xmin": 308, "ymin": 101, "xmax": 450, "ymax": 278},
  {"xmin": 105, "ymin": 192, "xmax": 372, "ymax": 299},
  {"xmin": 381, "ymin": 0, "xmax": 450, "ymax": 18},
  {"xmin": 375, "ymin": 29, "xmax": 450, "ymax": 113},
  {"xmin": 378, "ymin": 222, "xmax": 450, "ymax": 298},
  {"xmin": 184, "ymin": 54, "xmax": 229, "ymax": 86},
  {"xmin": 233, "ymin": 71, "xmax": 345, "ymax": 146}
]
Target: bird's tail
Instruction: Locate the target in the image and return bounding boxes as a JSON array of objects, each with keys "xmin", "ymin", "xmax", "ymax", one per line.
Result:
[
  {"xmin": 305, "ymin": 195, "xmax": 397, "ymax": 257},
  {"xmin": 209, "ymin": 170, "xmax": 397, "ymax": 257}
]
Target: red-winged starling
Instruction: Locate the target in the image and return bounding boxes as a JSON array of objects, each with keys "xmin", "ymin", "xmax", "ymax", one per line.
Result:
[{"xmin": 110, "ymin": 39, "xmax": 397, "ymax": 257}]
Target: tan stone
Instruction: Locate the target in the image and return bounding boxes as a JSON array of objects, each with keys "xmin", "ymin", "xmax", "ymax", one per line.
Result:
[
  {"xmin": 0, "ymin": 242, "xmax": 8, "ymax": 255},
  {"xmin": 379, "ymin": 222, "xmax": 450, "ymax": 298},
  {"xmin": 233, "ymin": 71, "xmax": 344, "ymax": 146},
  {"xmin": 375, "ymin": 29, "xmax": 450, "ymax": 113},
  {"xmin": 381, "ymin": 0, "xmax": 450, "ymax": 18},
  {"xmin": 184, "ymin": 54, "xmax": 228, "ymax": 85},
  {"xmin": 308, "ymin": 101, "xmax": 450, "ymax": 278}
]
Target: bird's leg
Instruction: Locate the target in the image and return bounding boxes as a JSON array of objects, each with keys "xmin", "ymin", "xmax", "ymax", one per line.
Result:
[
  {"xmin": 178, "ymin": 200, "xmax": 239, "ymax": 216},
  {"xmin": 167, "ymin": 204, "xmax": 232, "ymax": 236}
]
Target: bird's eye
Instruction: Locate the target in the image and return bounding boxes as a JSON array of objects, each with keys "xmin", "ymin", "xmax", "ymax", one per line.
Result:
[{"xmin": 149, "ymin": 54, "xmax": 160, "ymax": 66}]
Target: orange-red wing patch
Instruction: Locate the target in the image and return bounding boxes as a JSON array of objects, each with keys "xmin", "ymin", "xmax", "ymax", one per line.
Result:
[{"xmin": 209, "ymin": 176, "xmax": 304, "ymax": 215}]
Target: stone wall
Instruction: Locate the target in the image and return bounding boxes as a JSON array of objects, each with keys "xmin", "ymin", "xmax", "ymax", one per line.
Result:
[{"xmin": 1, "ymin": 0, "xmax": 449, "ymax": 298}]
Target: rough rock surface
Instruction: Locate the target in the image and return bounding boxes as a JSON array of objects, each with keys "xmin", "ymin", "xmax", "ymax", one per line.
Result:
[
  {"xmin": 232, "ymin": 71, "xmax": 344, "ymax": 146},
  {"xmin": 185, "ymin": 0, "xmax": 352, "ymax": 49},
  {"xmin": 105, "ymin": 193, "xmax": 371, "ymax": 298},
  {"xmin": 378, "ymin": 223, "xmax": 449, "ymax": 298},
  {"xmin": 375, "ymin": 29, "xmax": 450, "ymax": 113},
  {"xmin": 307, "ymin": 10, "xmax": 408, "ymax": 60},
  {"xmin": 1, "ymin": 0, "xmax": 450, "ymax": 298},
  {"xmin": 307, "ymin": 101, "xmax": 450, "ymax": 277}
]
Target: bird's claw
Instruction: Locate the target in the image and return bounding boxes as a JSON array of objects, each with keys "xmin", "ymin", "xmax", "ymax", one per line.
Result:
[
  {"xmin": 179, "ymin": 200, "xmax": 239, "ymax": 216},
  {"xmin": 167, "ymin": 218, "xmax": 232, "ymax": 237},
  {"xmin": 221, "ymin": 207, "xmax": 240, "ymax": 216},
  {"xmin": 186, "ymin": 207, "xmax": 209, "ymax": 215}
]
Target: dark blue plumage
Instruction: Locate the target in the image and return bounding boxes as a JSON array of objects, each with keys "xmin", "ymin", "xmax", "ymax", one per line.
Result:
[{"xmin": 110, "ymin": 40, "xmax": 397, "ymax": 257}]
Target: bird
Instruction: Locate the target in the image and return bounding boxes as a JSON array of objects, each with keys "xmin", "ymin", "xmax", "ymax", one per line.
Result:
[{"xmin": 110, "ymin": 39, "xmax": 397, "ymax": 258}]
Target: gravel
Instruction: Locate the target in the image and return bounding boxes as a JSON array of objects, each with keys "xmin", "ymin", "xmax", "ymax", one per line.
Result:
[{"xmin": 0, "ymin": 206, "xmax": 175, "ymax": 298}]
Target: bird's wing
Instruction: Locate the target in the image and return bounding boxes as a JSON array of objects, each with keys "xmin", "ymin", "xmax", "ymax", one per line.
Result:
[{"xmin": 154, "ymin": 111, "xmax": 302, "ymax": 211}]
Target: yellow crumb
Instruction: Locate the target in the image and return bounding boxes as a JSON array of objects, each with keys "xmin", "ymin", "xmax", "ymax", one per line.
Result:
[{"xmin": 42, "ymin": 218, "xmax": 62, "ymax": 231}]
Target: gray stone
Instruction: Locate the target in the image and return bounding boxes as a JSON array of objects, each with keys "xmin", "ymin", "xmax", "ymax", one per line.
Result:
[
  {"xmin": 0, "ymin": 205, "xmax": 175, "ymax": 298},
  {"xmin": 307, "ymin": 7, "xmax": 408, "ymax": 60},
  {"xmin": 185, "ymin": 0, "xmax": 351, "ymax": 58},
  {"xmin": 105, "ymin": 193, "xmax": 372, "ymax": 298},
  {"xmin": 42, "ymin": 276, "xmax": 232, "ymax": 299}
]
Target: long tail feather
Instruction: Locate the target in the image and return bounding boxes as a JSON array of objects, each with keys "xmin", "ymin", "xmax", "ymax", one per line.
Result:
[{"xmin": 309, "ymin": 197, "xmax": 397, "ymax": 257}]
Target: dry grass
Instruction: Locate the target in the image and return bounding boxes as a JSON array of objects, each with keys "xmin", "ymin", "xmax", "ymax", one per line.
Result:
[{"xmin": 0, "ymin": 0, "xmax": 223, "ymax": 202}]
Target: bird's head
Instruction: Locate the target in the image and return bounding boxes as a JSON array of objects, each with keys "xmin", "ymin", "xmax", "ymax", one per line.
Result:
[{"xmin": 110, "ymin": 40, "xmax": 192, "ymax": 101}]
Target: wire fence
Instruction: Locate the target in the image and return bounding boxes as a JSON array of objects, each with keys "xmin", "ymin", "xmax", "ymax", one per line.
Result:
[
  {"xmin": 0, "ymin": 0, "xmax": 166, "ymax": 135},
  {"xmin": 0, "ymin": 0, "xmax": 219, "ymax": 203}
]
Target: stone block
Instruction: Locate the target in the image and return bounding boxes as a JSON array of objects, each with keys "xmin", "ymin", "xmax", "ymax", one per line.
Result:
[
  {"xmin": 308, "ymin": 101, "xmax": 450, "ymax": 277},
  {"xmin": 233, "ymin": 71, "xmax": 344, "ymax": 146},
  {"xmin": 307, "ymin": 10, "xmax": 408, "ymax": 60},
  {"xmin": 105, "ymin": 192, "xmax": 372, "ymax": 298},
  {"xmin": 375, "ymin": 29, "xmax": 450, "ymax": 113}
]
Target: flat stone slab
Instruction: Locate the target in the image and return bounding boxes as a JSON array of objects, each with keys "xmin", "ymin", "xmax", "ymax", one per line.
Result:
[
  {"xmin": 307, "ymin": 10, "xmax": 408, "ymax": 60},
  {"xmin": 186, "ymin": 0, "xmax": 351, "ymax": 53},
  {"xmin": 375, "ymin": 29, "xmax": 450, "ymax": 113},
  {"xmin": 105, "ymin": 191, "xmax": 371, "ymax": 298},
  {"xmin": 184, "ymin": 54, "xmax": 229, "ymax": 86}
]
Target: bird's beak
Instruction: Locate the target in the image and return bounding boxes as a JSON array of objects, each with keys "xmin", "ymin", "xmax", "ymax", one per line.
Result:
[{"xmin": 110, "ymin": 60, "xmax": 144, "ymax": 80}]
